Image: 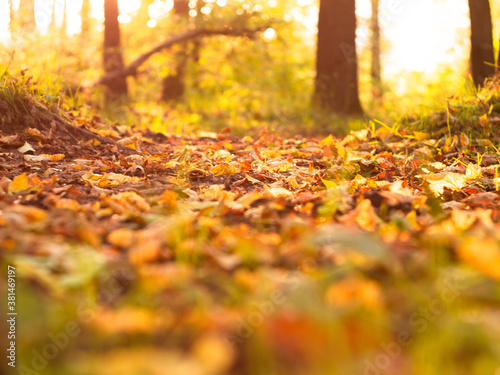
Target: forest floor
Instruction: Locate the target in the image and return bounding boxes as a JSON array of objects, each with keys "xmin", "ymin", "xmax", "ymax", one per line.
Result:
[{"xmin": 1, "ymin": 76, "xmax": 500, "ymax": 375}]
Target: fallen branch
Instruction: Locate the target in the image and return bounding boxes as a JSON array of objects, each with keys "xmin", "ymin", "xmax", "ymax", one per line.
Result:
[{"xmin": 96, "ymin": 26, "xmax": 269, "ymax": 87}]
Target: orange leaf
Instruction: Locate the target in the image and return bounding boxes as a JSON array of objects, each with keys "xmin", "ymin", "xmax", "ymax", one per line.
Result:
[
  {"xmin": 457, "ymin": 237, "xmax": 500, "ymax": 279},
  {"xmin": 8, "ymin": 173, "xmax": 29, "ymax": 194}
]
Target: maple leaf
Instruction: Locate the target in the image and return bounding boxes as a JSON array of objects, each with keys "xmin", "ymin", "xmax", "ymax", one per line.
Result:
[{"xmin": 418, "ymin": 172, "xmax": 467, "ymax": 196}]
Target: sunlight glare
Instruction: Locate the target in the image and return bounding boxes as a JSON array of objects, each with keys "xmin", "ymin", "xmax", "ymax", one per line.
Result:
[
  {"xmin": 118, "ymin": 0, "xmax": 141, "ymax": 14},
  {"xmin": 382, "ymin": 0, "xmax": 470, "ymax": 77},
  {"xmin": 149, "ymin": 2, "xmax": 166, "ymax": 18},
  {"xmin": 263, "ymin": 27, "xmax": 276, "ymax": 40},
  {"xmin": 117, "ymin": 13, "xmax": 131, "ymax": 23},
  {"xmin": 163, "ymin": 0, "xmax": 174, "ymax": 13},
  {"xmin": 0, "ymin": 0, "xmax": 10, "ymax": 44},
  {"xmin": 297, "ymin": 0, "xmax": 313, "ymax": 6}
]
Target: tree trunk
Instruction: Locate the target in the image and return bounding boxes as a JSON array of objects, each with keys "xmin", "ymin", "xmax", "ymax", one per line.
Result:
[
  {"xmin": 161, "ymin": 0, "xmax": 190, "ymax": 102},
  {"xmin": 81, "ymin": 0, "xmax": 91, "ymax": 39},
  {"xmin": 9, "ymin": 0, "xmax": 14, "ymax": 33},
  {"xmin": 49, "ymin": 0, "xmax": 57, "ymax": 34},
  {"xmin": 498, "ymin": 34, "xmax": 500, "ymax": 74},
  {"xmin": 103, "ymin": 0, "xmax": 128, "ymax": 102},
  {"xmin": 370, "ymin": 0, "xmax": 382, "ymax": 101},
  {"xmin": 49, "ymin": 0, "xmax": 57, "ymax": 35},
  {"xmin": 468, "ymin": 0, "xmax": 495, "ymax": 86},
  {"xmin": 19, "ymin": 0, "xmax": 36, "ymax": 32},
  {"xmin": 61, "ymin": 0, "xmax": 67, "ymax": 38},
  {"xmin": 48, "ymin": 0, "xmax": 67, "ymax": 37},
  {"xmin": 314, "ymin": 0, "xmax": 363, "ymax": 116}
]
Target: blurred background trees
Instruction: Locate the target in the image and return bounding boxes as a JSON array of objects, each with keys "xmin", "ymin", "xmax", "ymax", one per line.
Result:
[
  {"xmin": 1, "ymin": 0, "xmax": 500, "ymax": 134},
  {"xmin": 17, "ymin": 0, "xmax": 35, "ymax": 31},
  {"xmin": 161, "ymin": 0, "xmax": 190, "ymax": 102}
]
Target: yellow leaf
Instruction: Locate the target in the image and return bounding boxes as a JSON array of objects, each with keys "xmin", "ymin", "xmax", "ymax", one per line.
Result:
[
  {"xmin": 418, "ymin": 172, "xmax": 466, "ymax": 196},
  {"xmin": 8, "ymin": 173, "xmax": 29, "ymax": 194},
  {"xmin": 267, "ymin": 161, "xmax": 292, "ymax": 173},
  {"xmin": 137, "ymin": 263, "xmax": 193, "ymax": 290},
  {"xmin": 263, "ymin": 186, "xmax": 293, "ymax": 198},
  {"xmin": 351, "ymin": 129, "xmax": 369, "ymax": 140},
  {"xmin": 350, "ymin": 174, "xmax": 367, "ymax": 191},
  {"xmin": 451, "ymin": 210, "xmax": 476, "ymax": 231},
  {"xmin": 354, "ymin": 199, "xmax": 378, "ymax": 231},
  {"xmin": 213, "ymin": 149, "xmax": 231, "ymax": 159},
  {"xmin": 24, "ymin": 154, "xmax": 66, "ymax": 162},
  {"xmin": 413, "ymin": 131, "xmax": 429, "ymax": 141},
  {"xmin": 92, "ymin": 308, "xmax": 162, "ymax": 334},
  {"xmin": 102, "ymin": 192, "xmax": 151, "ymax": 214},
  {"xmin": 465, "ymin": 164, "xmax": 482, "ymax": 180},
  {"xmin": 335, "ymin": 142, "xmax": 346, "ymax": 159},
  {"xmin": 46, "ymin": 154, "xmax": 65, "ymax": 161},
  {"xmin": 479, "ymin": 113, "xmax": 490, "ymax": 128},
  {"xmin": 55, "ymin": 198, "xmax": 81, "ymax": 211},
  {"xmin": 164, "ymin": 160, "xmax": 180, "ymax": 168},
  {"xmin": 193, "ymin": 333, "xmax": 234, "ymax": 373},
  {"xmin": 321, "ymin": 178, "xmax": 338, "ymax": 189},
  {"xmin": 159, "ymin": 190, "xmax": 178, "ymax": 208},
  {"xmin": 210, "ymin": 163, "xmax": 237, "ymax": 176},
  {"xmin": 108, "ymin": 228, "xmax": 136, "ymax": 248},
  {"xmin": 457, "ymin": 237, "xmax": 500, "ymax": 279},
  {"xmin": 259, "ymin": 232, "xmax": 282, "ymax": 246},
  {"xmin": 129, "ymin": 239, "xmax": 162, "ymax": 264},
  {"xmin": 286, "ymin": 176, "xmax": 307, "ymax": 189},
  {"xmin": 387, "ymin": 180, "xmax": 416, "ymax": 198},
  {"xmin": 320, "ymin": 134, "xmax": 333, "ymax": 146},
  {"xmin": 339, "ymin": 199, "xmax": 380, "ymax": 231},
  {"xmin": 199, "ymin": 185, "xmax": 225, "ymax": 200},
  {"xmin": 98, "ymin": 173, "xmax": 144, "ymax": 188},
  {"xmin": 324, "ymin": 274, "xmax": 382, "ymax": 310}
]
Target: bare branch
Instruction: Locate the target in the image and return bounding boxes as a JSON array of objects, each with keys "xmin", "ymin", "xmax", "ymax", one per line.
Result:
[{"xmin": 95, "ymin": 26, "xmax": 269, "ymax": 87}]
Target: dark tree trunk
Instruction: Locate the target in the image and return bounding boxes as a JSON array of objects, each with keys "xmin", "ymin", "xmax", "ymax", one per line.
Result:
[
  {"xmin": 161, "ymin": 0, "xmax": 190, "ymax": 102},
  {"xmin": 468, "ymin": 0, "xmax": 495, "ymax": 86},
  {"xmin": 370, "ymin": 0, "xmax": 382, "ymax": 101},
  {"xmin": 103, "ymin": 0, "xmax": 128, "ymax": 101},
  {"xmin": 314, "ymin": 0, "xmax": 363, "ymax": 116}
]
